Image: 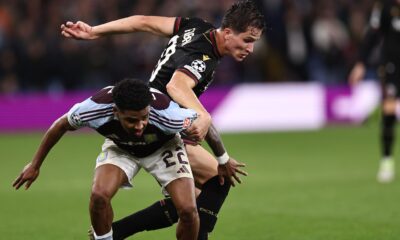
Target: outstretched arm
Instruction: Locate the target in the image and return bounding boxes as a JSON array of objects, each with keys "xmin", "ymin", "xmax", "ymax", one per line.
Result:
[
  {"xmin": 205, "ymin": 123, "xmax": 248, "ymax": 186},
  {"xmin": 61, "ymin": 15, "xmax": 176, "ymax": 40},
  {"xmin": 12, "ymin": 115, "xmax": 75, "ymax": 190}
]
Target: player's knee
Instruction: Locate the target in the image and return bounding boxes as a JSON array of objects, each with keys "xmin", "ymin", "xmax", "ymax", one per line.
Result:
[
  {"xmin": 382, "ymin": 99, "xmax": 396, "ymax": 114},
  {"xmin": 177, "ymin": 204, "xmax": 198, "ymax": 224},
  {"xmin": 90, "ymin": 189, "xmax": 111, "ymax": 209}
]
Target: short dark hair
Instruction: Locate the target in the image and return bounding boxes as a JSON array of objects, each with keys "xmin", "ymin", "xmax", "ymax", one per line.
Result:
[
  {"xmin": 112, "ymin": 78, "xmax": 153, "ymax": 111},
  {"xmin": 221, "ymin": 0, "xmax": 265, "ymax": 33}
]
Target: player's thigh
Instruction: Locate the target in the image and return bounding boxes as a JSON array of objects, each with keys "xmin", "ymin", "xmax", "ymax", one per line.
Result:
[
  {"xmin": 92, "ymin": 164, "xmax": 127, "ymax": 197},
  {"xmin": 381, "ymin": 69, "xmax": 399, "ymax": 114},
  {"xmin": 92, "ymin": 139, "xmax": 141, "ymax": 196},
  {"xmin": 140, "ymin": 136, "xmax": 193, "ymax": 191},
  {"xmin": 186, "ymin": 144, "xmax": 218, "ymax": 186},
  {"xmin": 165, "ymin": 177, "xmax": 197, "ymax": 211}
]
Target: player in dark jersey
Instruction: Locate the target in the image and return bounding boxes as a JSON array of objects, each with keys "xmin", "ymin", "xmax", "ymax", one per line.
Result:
[
  {"xmin": 348, "ymin": 0, "xmax": 400, "ymax": 183},
  {"xmin": 13, "ymin": 79, "xmax": 200, "ymax": 240},
  {"xmin": 61, "ymin": 1, "xmax": 265, "ymax": 239}
]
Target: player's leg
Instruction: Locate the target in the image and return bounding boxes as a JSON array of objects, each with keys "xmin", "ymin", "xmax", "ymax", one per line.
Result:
[
  {"xmin": 90, "ymin": 164, "xmax": 127, "ymax": 239},
  {"xmin": 140, "ymin": 136, "xmax": 199, "ymax": 239},
  {"xmin": 111, "ymin": 144, "xmax": 229, "ymax": 239},
  {"xmin": 91, "ymin": 139, "xmax": 141, "ymax": 240},
  {"xmin": 378, "ymin": 86, "xmax": 397, "ymax": 182},
  {"xmin": 186, "ymin": 144, "xmax": 231, "ymax": 239},
  {"xmin": 378, "ymin": 72, "xmax": 398, "ymax": 183},
  {"xmin": 165, "ymin": 177, "xmax": 199, "ymax": 240}
]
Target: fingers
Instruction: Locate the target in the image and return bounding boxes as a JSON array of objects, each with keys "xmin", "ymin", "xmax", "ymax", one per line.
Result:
[
  {"xmin": 236, "ymin": 168, "xmax": 248, "ymax": 176},
  {"xmin": 229, "ymin": 177, "xmax": 236, "ymax": 187},
  {"xmin": 232, "ymin": 174, "xmax": 242, "ymax": 184},
  {"xmin": 219, "ymin": 175, "xmax": 225, "ymax": 185},
  {"xmin": 12, "ymin": 175, "xmax": 26, "ymax": 190},
  {"xmin": 25, "ymin": 180, "xmax": 33, "ymax": 190}
]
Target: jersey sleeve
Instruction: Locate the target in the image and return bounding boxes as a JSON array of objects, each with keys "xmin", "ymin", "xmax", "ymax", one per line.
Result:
[
  {"xmin": 173, "ymin": 17, "xmax": 209, "ymax": 35},
  {"xmin": 175, "ymin": 54, "xmax": 218, "ymax": 85},
  {"xmin": 67, "ymin": 98, "xmax": 114, "ymax": 130},
  {"xmin": 149, "ymin": 101, "xmax": 198, "ymax": 135}
]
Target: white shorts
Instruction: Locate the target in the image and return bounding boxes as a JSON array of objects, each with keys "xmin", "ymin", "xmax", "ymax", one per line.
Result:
[{"xmin": 95, "ymin": 136, "xmax": 193, "ymax": 191}]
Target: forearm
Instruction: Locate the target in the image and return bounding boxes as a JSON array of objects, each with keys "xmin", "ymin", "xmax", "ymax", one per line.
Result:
[
  {"xmin": 166, "ymin": 79, "xmax": 210, "ymax": 120},
  {"xmin": 31, "ymin": 115, "xmax": 73, "ymax": 168},
  {"xmin": 205, "ymin": 124, "xmax": 226, "ymax": 157},
  {"xmin": 92, "ymin": 15, "xmax": 174, "ymax": 37}
]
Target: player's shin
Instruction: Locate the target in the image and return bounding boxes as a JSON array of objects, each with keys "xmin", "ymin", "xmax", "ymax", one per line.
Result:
[
  {"xmin": 112, "ymin": 198, "xmax": 178, "ymax": 239},
  {"xmin": 196, "ymin": 175, "xmax": 231, "ymax": 239}
]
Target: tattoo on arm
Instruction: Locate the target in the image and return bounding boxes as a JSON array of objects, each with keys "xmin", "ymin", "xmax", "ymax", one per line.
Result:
[{"xmin": 205, "ymin": 123, "xmax": 226, "ymax": 157}]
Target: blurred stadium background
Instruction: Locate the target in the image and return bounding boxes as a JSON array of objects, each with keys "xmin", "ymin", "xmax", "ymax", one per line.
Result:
[{"xmin": 1, "ymin": 0, "xmax": 400, "ymax": 239}]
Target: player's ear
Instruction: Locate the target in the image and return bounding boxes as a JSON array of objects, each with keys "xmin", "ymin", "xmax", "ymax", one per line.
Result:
[
  {"xmin": 113, "ymin": 106, "xmax": 119, "ymax": 116},
  {"xmin": 223, "ymin": 28, "xmax": 233, "ymax": 40}
]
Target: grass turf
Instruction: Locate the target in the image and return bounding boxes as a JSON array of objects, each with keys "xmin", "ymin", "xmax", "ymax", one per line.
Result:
[{"xmin": 1, "ymin": 124, "xmax": 399, "ymax": 239}]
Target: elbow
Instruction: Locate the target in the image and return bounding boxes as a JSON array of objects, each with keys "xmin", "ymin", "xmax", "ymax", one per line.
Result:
[{"xmin": 166, "ymin": 81, "xmax": 180, "ymax": 97}]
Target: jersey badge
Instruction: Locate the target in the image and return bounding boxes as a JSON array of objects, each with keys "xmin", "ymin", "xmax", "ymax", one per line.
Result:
[
  {"xmin": 191, "ymin": 59, "xmax": 206, "ymax": 73},
  {"xmin": 183, "ymin": 117, "xmax": 193, "ymax": 129},
  {"xmin": 70, "ymin": 113, "xmax": 82, "ymax": 126}
]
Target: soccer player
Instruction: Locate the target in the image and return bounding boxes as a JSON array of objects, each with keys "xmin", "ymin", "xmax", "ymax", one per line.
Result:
[
  {"xmin": 61, "ymin": 1, "xmax": 265, "ymax": 238},
  {"xmin": 13, "ymin": 78, "xmax": 200, "ymax": 240},
  {"xmin": 348, "ymin": 0, "xmax": 400, "ymax": 183}
]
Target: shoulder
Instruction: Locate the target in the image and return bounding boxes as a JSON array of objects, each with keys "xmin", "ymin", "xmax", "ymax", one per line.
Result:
[
  {"xmin": 91, "ymin": 86, "xmax": 114, "ymax": 104},
  {"xmin": 150, "ymin": 88, "xmax": 172, "ymax": 110},
  {"xmin": 174, "ymin": 17, "xmax": 215, "ymax": 35},
  {"xmin": 67, "ymin": 87, "xmax": 115, "ymax": 129}
]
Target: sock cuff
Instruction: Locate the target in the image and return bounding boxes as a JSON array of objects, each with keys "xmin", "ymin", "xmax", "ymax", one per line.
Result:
[{"xmin": 94, "ymin": 229, "xmax": 113, "ymax": 239}]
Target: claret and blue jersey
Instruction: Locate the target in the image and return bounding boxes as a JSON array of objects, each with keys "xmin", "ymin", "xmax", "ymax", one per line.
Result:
[{"xmin": 67, "ymin": 86, "xmax": 197, "ymax": 157}]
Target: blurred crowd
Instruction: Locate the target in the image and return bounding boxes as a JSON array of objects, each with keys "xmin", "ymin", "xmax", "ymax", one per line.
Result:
[{"xmin": 0, "ymin": 0, "xmax": 379, "ymax": 94}]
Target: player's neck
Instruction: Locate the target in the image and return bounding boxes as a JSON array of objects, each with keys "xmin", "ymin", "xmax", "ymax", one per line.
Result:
[{"xmin": 215, "ymin": 29, "xmax": 226, "ymax": 56}]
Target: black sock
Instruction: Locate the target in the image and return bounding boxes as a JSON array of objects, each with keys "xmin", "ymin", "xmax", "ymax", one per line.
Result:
[
  {"xmin": 112, "ymin": 198, "xmax": 178, "ymax": 240},
  {"xmin": 196, "ymin": 176, "xmax": 231, "ymax": 239},
  {"xmin": 381, "ymin": 114, "xmax": 396, "ymax": 157}
]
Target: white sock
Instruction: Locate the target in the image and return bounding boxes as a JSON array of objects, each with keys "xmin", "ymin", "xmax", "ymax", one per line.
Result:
[{"xmin": 94, "ymin": 229, "xmax": 113, "ymax": 240}]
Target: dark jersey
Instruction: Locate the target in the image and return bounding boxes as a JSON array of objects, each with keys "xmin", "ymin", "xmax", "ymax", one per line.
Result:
[
  {"xmin": 67, "ymin": 87, "xmax": 197, "ymax": 157},
  {"xmin": 360, "ymin": 0, "xmax": 400, "ymax": 64},
  {"xmin": 149, "ymin": 17, "xmax": 222, "ymax": 97}
]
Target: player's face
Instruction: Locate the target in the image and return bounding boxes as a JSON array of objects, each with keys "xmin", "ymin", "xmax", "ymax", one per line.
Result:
[
  {"xmin": 115, "ymin": 106, "xmax": 150, "ymax": 137},
  {"xmin": 225, "ymin": 27, "xmax": 262, "ymax": 61}
]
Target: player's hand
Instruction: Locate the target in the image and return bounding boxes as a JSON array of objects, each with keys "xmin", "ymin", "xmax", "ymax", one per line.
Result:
[
  {"xmin": 186, "ymin": 113, "xmax": 211, "ymax": 142},
  {"xmin": 217, "ymin": 158, "xmax": 248, "ymax": 187},
  {"xmin": 61, "ymin": 21, "xmax": 97, "ymax": 40},
  {"xmin": 348, "ymin": 62, "xmax": 366, "ymax": 86},
  {"xmin": 12, "ymin": 163, "xmax": 40, "ymax": 190}
]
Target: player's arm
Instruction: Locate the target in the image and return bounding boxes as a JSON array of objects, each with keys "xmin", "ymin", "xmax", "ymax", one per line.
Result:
[
  {"xmin": 166, "ymin": 71, "xmax": 212, "ymax": 142},
  {"xmin": 12, "ymin": 114, "xmax": 76, "ymax": 190},
  {"xmin": 205, "ymin": 123, "xmax": 248, "ymax": 186},
  {"xmin": 349, "ymin": 2, "xmax": 384, "ymax": 86},
  {"xmin": 61, "ymin": 16, "xmax": 176, "ymax": 40}
]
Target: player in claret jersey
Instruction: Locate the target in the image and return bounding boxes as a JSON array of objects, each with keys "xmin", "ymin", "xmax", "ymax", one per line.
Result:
[
  {"xmin": 61, "ymin": 1, "xmax": 265, "ymax": 239},
  {"xmin": 13, "ymin": 78, "xmax": 200, "ymax": 240}
]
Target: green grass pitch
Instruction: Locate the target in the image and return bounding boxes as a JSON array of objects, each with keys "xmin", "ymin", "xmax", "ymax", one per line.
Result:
[{"xmin": 1, "ymin": 124, "xmax": 400, "ymax": 239}]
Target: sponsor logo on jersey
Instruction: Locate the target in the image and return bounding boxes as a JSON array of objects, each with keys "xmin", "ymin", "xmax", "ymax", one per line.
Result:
[
  {"xmin": 191, "ymin": 59, "xmax": 206, "ymax": 73},
  {"xmin": 182, "ymin": 28, "xmax": 196, "ymax": 46},
  {"xmin": 144, "ymin": 134, "xmax": 158, "ymax": 143},
  {"xmin": 202, "ymin": 55, "xmax": 210, "ymax": 61},
  {"xmin": 184, "ymin": 65, "xmax": 202, "ymax": 79}
]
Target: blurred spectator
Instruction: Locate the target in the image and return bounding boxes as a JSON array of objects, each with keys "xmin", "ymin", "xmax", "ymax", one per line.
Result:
[{"xmin": 0, "ymin": 0, "xmax": 376, "ymax": 93}]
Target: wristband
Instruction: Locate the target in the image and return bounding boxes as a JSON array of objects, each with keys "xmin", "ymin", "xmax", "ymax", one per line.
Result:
[{"xmin": 216, "ymin": 152, "xmax": 230, "ymax": 165}]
